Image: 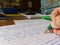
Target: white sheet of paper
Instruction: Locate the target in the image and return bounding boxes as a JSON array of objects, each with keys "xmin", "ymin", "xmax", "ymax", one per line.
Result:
[{"xmin": 0, "ymin": 19, "xmax": 60, "ymax": 45}]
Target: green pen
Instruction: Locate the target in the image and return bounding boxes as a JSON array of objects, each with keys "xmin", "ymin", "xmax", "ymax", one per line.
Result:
[
  {"xmin": 44, "ymin": 24, "xmax": 52, "ymax": 33},
  {"xmin": 40, "ymin": 16, "xmax": 52, "ymax": 33}
]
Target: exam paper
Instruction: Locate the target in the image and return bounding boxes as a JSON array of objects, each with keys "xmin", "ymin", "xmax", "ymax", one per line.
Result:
[{"xmin": 0, "ymin": 19, "xmax": 60, "ymax": 45}]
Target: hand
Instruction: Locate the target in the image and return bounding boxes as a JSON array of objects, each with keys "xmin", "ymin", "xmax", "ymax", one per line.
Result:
[
  {"xmin": 55, "ymin": 15, "xmax": 60, "ymax": 27},
  {"xmin": 50, "ymin": 7, "xmax": 60, "ymax": 36},
  {"xmin": 51, "ymin": 15, "xmax": 60, "ymax": 36}
]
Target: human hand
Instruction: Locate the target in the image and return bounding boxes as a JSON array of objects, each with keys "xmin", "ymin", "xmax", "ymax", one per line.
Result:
[{"xmin": 51, "ymin": 15, "xmax": 60, "ymax": 36}]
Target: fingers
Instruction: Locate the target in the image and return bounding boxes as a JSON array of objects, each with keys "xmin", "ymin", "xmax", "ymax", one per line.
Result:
[
  {"xmin": 53, "ymin": 30, "xmax": 57, "ymax": 34},
  {"xmin": 56, "ymin": 30, "xmax": 60, "ymax": 36},
  {"xmin": 49, "ymin": 29, "xmax": 53, "ymax": 33},
  {"xmin": 53, "ymin": 30, "xmax": 60, "ymax": 36}
]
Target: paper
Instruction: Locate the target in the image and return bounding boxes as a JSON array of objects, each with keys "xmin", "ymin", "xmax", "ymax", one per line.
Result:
[{"xmin": 0, "ymin": 19, "xmax": 60, "ymax": 45}]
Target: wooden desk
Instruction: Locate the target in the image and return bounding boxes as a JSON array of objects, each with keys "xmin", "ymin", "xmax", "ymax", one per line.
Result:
[
  {"xmin": 0, "ymin": 15, "xmax": 27, "ymax": 26},
  {"xmin": 0, "ymin": 20, "xmax": 14, "ymax": 26}
]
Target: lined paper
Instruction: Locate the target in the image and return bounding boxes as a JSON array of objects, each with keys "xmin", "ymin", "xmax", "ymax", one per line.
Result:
[{"xmin": 0, "ymin": 19, "xmax": 60, "ymax": 45}]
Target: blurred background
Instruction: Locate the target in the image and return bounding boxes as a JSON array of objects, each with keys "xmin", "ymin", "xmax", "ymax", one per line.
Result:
[{"xmin": 0, "ymin": 0, "xmax": 60, "ymax": 15}]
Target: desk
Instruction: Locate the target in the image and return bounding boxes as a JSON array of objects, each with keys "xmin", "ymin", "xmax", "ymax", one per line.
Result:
[{"xmin": 0, "ymin": 20, "xmax": 14, "ymax": 26}]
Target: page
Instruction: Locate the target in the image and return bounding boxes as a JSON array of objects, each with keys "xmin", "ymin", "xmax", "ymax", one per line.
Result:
[{"xmin": 0, "ymin": 19, "xmax": 60, "ymax": 45}]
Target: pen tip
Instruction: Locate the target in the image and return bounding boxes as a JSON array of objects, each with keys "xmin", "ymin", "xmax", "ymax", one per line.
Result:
[
  {"xmin": 44, "ymin": 30, "xmax": 48, "ymax": 33},
  {"xmin": 44, "ymin": 29, "xmax": 50, "ymax": 33}
]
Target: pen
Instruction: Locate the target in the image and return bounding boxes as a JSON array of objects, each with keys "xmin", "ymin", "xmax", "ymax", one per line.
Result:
[{"xmin": 44, "ymin": 24, "xmax": 52, "ymax": 33}]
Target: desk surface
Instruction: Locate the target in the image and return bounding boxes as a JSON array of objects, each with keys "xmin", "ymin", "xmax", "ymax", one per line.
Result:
[{"xmin": 0, "ymin": 20, "xmax": 14, "ymax": 26}]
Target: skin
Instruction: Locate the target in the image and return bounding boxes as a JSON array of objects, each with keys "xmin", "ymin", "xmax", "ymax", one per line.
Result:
[{"xmin": 50, "ymin": 7, "xmax": 60, "ymax": 36}]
